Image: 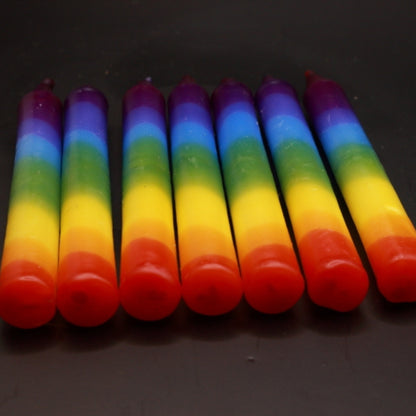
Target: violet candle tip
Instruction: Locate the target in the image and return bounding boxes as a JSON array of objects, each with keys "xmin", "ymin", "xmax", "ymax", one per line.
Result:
[
  {"xmin": 180, "ymin": 75, "xmax": 196, "ymax": 85},
  {"xmin": 144, "ymin": 76, "xmax": 152, "ymax": 83},
  {"xmin": 305, "ymin": 70, "xmax": 320, "ymax": 87},
  {"xmin": 37, "ymin": 78, "xmax": 55, "ymax": 91},
  {"xmin": 219, "ymin": 77, "xmax": 237, "ymax": 85},
  {"xmin": 262, "ymin": 74, "xmax": 276, "ymax": 84}
]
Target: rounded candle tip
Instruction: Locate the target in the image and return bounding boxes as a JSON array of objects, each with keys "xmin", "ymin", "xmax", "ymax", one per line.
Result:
[
  {"xmin": 308, "ymin": 265, "xmax": 369, "ymax": 312},
  {"xmin": 57, "ymin": 272, "xmax": 119, "ymax": 327},
  {"xmin": 144, "ymin": 76, "xmax": 152, "ymax": 83},
  {"xmin": 243, "ymin": 265, "xmax": 305, "ymax": 314},
  {"xmin": 241, "ymin": 246, "xmax": 305, "ymax": 314},
  {"xmin": 0, "ymin": 277, "xmax": 56, "ymax": 329},
  {"xmin": 120, "ymin": 267, "xmax": 181, "ymax": 321},
  {"xmin": 367, "ymin": 236, "xmax": 416, "ymax": 303},
  {"xmin": 181, "ymin": 257, "xmax": 243, "ymax": 316},
  {"xmin": 299, "ymin": 230, "xmax": 369, "ymax": 312}
]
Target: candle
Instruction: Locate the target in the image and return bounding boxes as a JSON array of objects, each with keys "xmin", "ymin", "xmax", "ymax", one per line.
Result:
[
  {"xmin": 120, "ymin": 80, "xmax": 181, "ymax": 321},
  {"xmin": 57, "ymin": 86, "xmax": 119, "ymax": 326},
  {"xmin": 211, "ymin": 78, "xmax": 304, "ymax": 314},
  {"xmin": 168, "ymin": 76, "xmax": 242, "ymax": 316},
  {"xmin": 304, "ymin": 71, "xmax": 416, "ymax": 302},
  {"xmin": 256, "ymin": 76, "xmax": 369, "ymax": 312},
  {"xmin": 0, "ymin": 79, "xmax": 61, "ymax": 328}
]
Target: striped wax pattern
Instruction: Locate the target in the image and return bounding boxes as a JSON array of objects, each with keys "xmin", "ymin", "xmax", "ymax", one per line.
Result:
[
  {"xmin": 0, "ymin": 80, "xmax": 61, "ymax": 328},
  {"xmin": 120, "ymin": 80, "xmax": 181, "ymax": 321},
  {"xmin": 256, "ymin": 77, "xmax": 368, "ymax": 312},
  {"xmin": 168, "ymin": 77, "xmax": 242, "ymax": 316},
  {"xmin": 304, "ymin": 71, "xmax": 416, "ymax": 303},
  {"xmin": 57, "ymin": 87, "xmax": 119, "ymax": 327},
  {"xmin": 212, "ymin": 79, "xmax": 304, "ymax": 314}
]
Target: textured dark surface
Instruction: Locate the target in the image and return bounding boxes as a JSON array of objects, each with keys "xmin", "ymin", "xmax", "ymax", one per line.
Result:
[{"xmin": 1, "ymin": 1, "xmax": 416, "ymax": 414}]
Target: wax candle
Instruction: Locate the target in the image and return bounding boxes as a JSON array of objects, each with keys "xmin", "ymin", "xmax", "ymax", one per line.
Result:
[
  {"xmin": 256, "ymin": 76, "xmax": 369, "ymax": 312},
  {"xmin": 168, "ymin": 76, "xmax": 242, "ymax": 316},
  {"xmin": 57, "ymin": 86, "xmax": 119, "ymax": 326},
  {"xmin": 211, "ymin": 78, "xmax": 304, "ymax": 314},
  {"xmin": 304, "ymin": 71, "xmax": 416, "ymax": 302},
  {"xmin": 0, "ymin": 80, "xmax": 61, "ymax": 329},
  {"xmin": 120, "ymin": 80, "xmax": 181, "ymax": 321}
]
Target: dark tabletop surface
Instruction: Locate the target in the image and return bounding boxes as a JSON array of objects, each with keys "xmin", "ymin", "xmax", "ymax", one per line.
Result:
[{"xmin": 1, "ymin": 1, "xmax": 416, "ymax": 415}]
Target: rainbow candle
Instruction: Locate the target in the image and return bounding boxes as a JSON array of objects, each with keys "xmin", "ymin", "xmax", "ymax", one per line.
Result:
[
  {"xmin": 168, "ymin": 77, "xmax": 242, "ymax": 316},
  {"xmin": 57, "ymin": 87, "xmax": 119, "ymax": 326},
  {"xmin": 120, "ymin": 80, "xmax": 181, "ymax": 321},
  {"xmin": 256, "ymin": 76, "xmax": 369, "ymax": 312},
  {"xmin": 0, "ymin": 80, "xmax": 61, "ymax": 329},
  {"xmin": 304, "ymin": 71, "xmax": 416, "ymax": 303},
  {"xmin": 211, "ymin": 78, "xmax": 305, "ymax": 314}
]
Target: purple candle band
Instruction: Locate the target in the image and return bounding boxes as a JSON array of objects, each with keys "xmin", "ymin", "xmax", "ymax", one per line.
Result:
[
  {"xmin": 18, "ymin": 80, "xmax": 62, "ymax": 139},
  {"xmin": 123, "ymin": 81, "xmax": 168, "ymax": 154},
  {"xmin": 123, "ymin": 107, "xmax": 166, "ymax": 137},
  {"xmin": 123, "ymin": 81, "xmax": 165, "ymax": 121},
  {"xmin": 168, "ymin": 77, "xmax": 210, "ymax": 108},
  {"xmin": 64, "ymin": 86, "xmax": 108, "ymax": 112},
  {"xmin": 211, "ymin": 78, "xmax": 254, "ymax": 123},
  {"xmin": 168, "ymin": 77, "xmax": 213, "ymax": 130},
  {"xmin": 256, "ymin": 77, "xmax": 307, "ymax": 122},
  {"xmin": 17, "ymin": 119, "xmax": 62, "ymax": 148},
  {"xmin": 64, "ymin": 87, "xmax": 108, "ymax": 137},
  {"xmin": 303, "ymin": 71, "xmax": 360, "ymax": 130}
]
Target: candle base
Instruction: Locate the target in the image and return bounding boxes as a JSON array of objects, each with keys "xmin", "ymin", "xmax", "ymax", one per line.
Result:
[
  {"xmin": 299, "ymin": 229, "xmax": 369, "ymax": 312},
  {"xmin": 0, "ymin": 275, "xmax": 55, "ymax": 329},
  {"xmin": 120, "ymin": 267, "xmax": 181, "ymax": 321},
  {"xmin": 120, "ymin": 238, "xmax": 181, "ymax": 321},
  {"xmin": 181, "ymin": 255, "xmax": 242, "ymax": 316},
  {"xmin": 367, "ymin": 236, "xmax": 416, "ymax": 303},
  {"xmin": 306, "ymin": 263, "xmax": 369, "ymax": 312},
  {"xmin": 57, "ymin": 272, "xmax": 119, "ymax": 327},
  {"xmin": 241, "ymin": 245, "xmax": 305, "ymax": 314}
]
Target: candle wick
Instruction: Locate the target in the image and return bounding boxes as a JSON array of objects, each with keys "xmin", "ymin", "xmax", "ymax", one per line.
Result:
[
  {"xmin": 305, "ymin": 70, "xmax": 320, "ymax": 87},
  {"xmin": 37, "ymin": 78, "xmax": 55, "ymax": 91},
  {"xmin": 262, "ymin": 74, "xmax": 276, "ymax": 83},
  {"xmin": 220, "ymin": 77, "xmax": 237, "ymax": 85},
  {"xmin": 180, "ymin": 75, "xmax": 196, "ymax": 84}
]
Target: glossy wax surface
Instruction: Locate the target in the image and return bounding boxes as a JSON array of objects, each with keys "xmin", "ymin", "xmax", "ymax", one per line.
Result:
[
  {"xmin": 0, "ymin": 80, "xmax": 61, "ymax": 329},
  {"xmin": 168, "ymin": 77, "xmax": 242, "ymax": 316},
  {"xmin": 256, "ymin": 77, "xmax": 368, "ymax": 312},
  {"xmin": 57, "ymin": 87, "xmax": 119, "ymax": 326},
  {"xmin": 212, "ymin": 79, "xmax": 304, "ymax": 314},
  {"xmin": 120, "ymin": 80, "xmax": 181, "ymax": 321},
  {"xmin": 304, "ymin": 71, "xmax": 416, "ymax": 302}
]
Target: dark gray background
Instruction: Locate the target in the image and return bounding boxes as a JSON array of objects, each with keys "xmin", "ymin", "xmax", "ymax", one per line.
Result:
[{"xmin": 1, "ymin": 1, "xmax": 415, "ymax": 415}]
